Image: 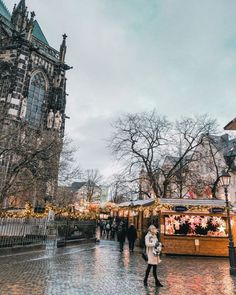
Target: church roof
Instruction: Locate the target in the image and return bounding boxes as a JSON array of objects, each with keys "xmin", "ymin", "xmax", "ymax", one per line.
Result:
[
  {"xmin": 0, "ymin": 0, "xmax": 11, "ymax": 21},
  {"xmin": 32, "ymin": 20, "xmax": 49, "ymax": 45},
  {"xmin": 71, "ymin": 182, "xmax": 87, "ymax": 191},
  {"xmin": 0, "ymin": 0, "xmax": 49, "ymax": 45}
]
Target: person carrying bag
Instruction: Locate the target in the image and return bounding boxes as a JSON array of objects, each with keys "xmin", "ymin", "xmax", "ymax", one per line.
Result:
[{"xmin": 143, "ymin": 225, "xmax": 163, "ymax": 288}]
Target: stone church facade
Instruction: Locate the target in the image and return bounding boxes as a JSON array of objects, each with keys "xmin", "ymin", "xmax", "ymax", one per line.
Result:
[{"xmin": 0, "ymin": 0, "xmax": 71, "ymax": 207}]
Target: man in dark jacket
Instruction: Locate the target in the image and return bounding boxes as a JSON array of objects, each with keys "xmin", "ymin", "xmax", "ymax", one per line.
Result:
[
  {"xmin": 117, "ymin": 222, "xmax": 126, "ymax": 252},
  {"xmin": 127, "ymin": 223, "xmax": 137, "ymax": 252}
]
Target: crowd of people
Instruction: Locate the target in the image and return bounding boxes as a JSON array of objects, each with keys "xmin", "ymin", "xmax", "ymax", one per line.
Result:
[{"xmin": 97, "ymin": 219, "xmax": 137, "ymax": 252}]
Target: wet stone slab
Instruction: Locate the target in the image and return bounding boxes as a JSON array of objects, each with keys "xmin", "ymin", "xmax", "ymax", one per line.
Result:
[{"xmin": 0, "ymin": 240, "xmax": 235, "ymax": 295}]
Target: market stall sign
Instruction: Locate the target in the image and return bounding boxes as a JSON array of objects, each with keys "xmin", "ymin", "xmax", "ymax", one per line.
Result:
[
  {"xmin": 209, "ymin": 207, "xmax": 225, "ymax": 214},
  {"xmin": 174, "ymin": 206, "xmax": 188, "ymax": 212}
]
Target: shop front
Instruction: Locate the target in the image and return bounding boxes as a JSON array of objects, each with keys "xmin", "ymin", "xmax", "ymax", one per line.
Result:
[
  {"xmin": 117, "ymin": 198, "xmax": 236, "ymax": 256},
  {"xmin": 160, "ymin": 199, "xmax": 236, "ymax": 257}
]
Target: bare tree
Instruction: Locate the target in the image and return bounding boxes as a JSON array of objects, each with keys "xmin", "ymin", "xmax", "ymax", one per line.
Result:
[
  {"xmin": 0, "ymin": 124, "xmax": 62, "ymax": 205},
  {"xmin": 195, "ymin": 134, "xmax": 233, "ymax": 199},
  {"xmin": 109, "ymin": 111, "xmax": 219, "ymax": 199},
  {"xmin": 56, "ymin": 186, "xmax": 74, "ymax": 207},
  {"xmin": 58, "ymin": 136, "xmax": 81, "ymax": 186},
  {"xmin": 108, "ymin": 172, "xmax": 141, "ymax": 203},
  {"xmin": 54, "ymin": 137, "xmax": 82, "ymax": 207},
  {"xmin": 159, "ymin": 115, "xmax": 218, "ymax": 198},
  {"xmin": 81, "ymin": 169, "xmax": 102, "ymax": 202},
  {"xmin": 109, "ymin": 110, "xmax": 171, "ymax": 198}
]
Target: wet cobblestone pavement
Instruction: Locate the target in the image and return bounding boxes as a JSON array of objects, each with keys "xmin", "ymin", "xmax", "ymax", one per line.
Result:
[{"xmin": 0, "ymin": 240, "xmax": 236, "ymax": 295}]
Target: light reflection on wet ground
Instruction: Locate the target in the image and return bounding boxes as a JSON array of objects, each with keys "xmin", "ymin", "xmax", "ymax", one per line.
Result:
[{"xmin": 0, "ymin": 240, "xmax": 235, "ymax": 295}]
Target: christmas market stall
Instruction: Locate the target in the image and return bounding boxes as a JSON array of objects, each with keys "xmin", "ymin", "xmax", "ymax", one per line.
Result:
[
  {"xmin": 117, "ymin": 199, "xmax": 156, "ymax": 243},
  {"xmin": 159, "ymin": 199, "xmax": 235, "ymax": 257},
  {"xmin": 99, "ymin": 202, "xmax": 118, "ymax": 220},
  {"xmin": 117, "ymin": 198, "xmax": 236, "ymax": 256}
]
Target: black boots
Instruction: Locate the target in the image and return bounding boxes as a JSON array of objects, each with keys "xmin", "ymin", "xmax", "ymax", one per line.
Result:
[
  {"xmin": 153, "ymin": 265, "xmax": 163, "ymax": 287},
  {"xmin": 144, "ymin": 264, "xmax": 163, "ymax": 287},
  {"xmin": 155, "ymin": 280, "xmax": 163, "ymax": 287},
  {"xmin": 144, "ymin": 264, "xmax": 151, "ymax": 286},
  {"xmin": 143, "ymin": 279, "xmax": 163, "ymax": 287}
]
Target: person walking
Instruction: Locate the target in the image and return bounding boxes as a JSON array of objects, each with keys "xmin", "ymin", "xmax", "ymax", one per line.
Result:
[
  {"xmin": 127, "ymin": 223, "xmax": 137, "ymax": 252},
  {"xmin": 99, "ymin": 220, "xmax": 104, "ymax": 238},
  {"xmin": 102, "ymin": 221, "xmax": 107, "ymax": 236},
  {"xmin": 111, "ymin": 221, "xmax": 117, "ymax": 239},
  {"xmin": 117, "ymin": 221, "xmax": 126, "ymax": 252},
  {"xmin": 143, "ymin": 225, "xmax": 163, "ymax": 288},
  {"xmin": 105, "ymin": 222, "xmax": 111, "ymax": 239}
]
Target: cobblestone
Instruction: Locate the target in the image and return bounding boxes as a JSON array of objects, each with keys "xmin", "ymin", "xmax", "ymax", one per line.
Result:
[{"xmin": 0, "ymin": 240, "xmax": 235, "ymax": 295}]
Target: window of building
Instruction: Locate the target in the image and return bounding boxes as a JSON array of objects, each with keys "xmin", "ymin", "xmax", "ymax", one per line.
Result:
[
  {"xmin": 25, "ymin": 72, "xmax": 47, "ymax": 126},
  {"xmin": 0, "ymin": 78, "xmax": 10, "ymax": 100}
]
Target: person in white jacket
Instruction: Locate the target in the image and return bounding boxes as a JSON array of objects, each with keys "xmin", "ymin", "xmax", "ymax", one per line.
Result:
[{"xmin": 144, "ymin": 225, "xmax": 163, "ymax": 287}]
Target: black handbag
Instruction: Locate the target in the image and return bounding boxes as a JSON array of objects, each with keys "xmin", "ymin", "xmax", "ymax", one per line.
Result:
[{"xmin": 142, "ymin": 248, "xmax": 148, "ymax": 261}]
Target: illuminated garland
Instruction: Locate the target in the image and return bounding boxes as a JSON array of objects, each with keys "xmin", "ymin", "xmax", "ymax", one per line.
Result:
[
  {"xmin": 116, "ymin": 199, "xmax": 226, "ymax": 215},
  {"xmin": 0, "ymin": 202, "xmax": 99, "ymax": 220},
  {"xmin": 0, "ymin": 200, "xmax": 227, "ymax": 220}
]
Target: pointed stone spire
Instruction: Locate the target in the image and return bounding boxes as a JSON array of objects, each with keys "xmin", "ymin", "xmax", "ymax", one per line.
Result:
[
  {"xmin": 26, "ymin": 11, "xmax": 35, "ymax": 41},
  {"xmin": 59, "ymin": 33, "xmax": 67, "ymax": 63},
  {"xmin": 11, "ymin": 0, "xmax": 28, "ymax": 33},
  {"xmin": 16, "ymin": 0, "xmax": 26, "ymax": 12}
]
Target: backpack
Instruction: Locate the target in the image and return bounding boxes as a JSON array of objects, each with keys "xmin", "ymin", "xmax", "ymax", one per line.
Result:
[{"xmin": 106, "ymin": 223, "xmax": 110, "ymax": 230}]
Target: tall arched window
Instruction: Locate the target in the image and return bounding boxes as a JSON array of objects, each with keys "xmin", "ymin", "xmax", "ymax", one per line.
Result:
[{"xmin": 25, "ymin": 72, "xmax": 47, "ymax": 126}]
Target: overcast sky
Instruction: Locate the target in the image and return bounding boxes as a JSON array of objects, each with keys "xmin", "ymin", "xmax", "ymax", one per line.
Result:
[{"xmin": 6, "ymin": 0, "xmax": 236, "ymax": 177}]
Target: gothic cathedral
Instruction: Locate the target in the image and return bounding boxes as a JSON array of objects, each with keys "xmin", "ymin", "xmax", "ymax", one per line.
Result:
[{"xmin": 0, "ymin": 0, "xmax": 71, "ymax": 207}]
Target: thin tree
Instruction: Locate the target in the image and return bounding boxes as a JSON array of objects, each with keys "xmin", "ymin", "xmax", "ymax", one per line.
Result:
[
  {"xmin": 160, "ymin": 115, "xmax": 218, "ymax": 198},
  {"xmin": 109, "ymin": 111, "xmax": 219, "ymax": 199},
  {"xmin": 82, "ymin": 169, "xmax": 102, "ymax": 202},
  {"xmin": 109, "ymin": 110, "xmax": 170, "ymax": 198}
]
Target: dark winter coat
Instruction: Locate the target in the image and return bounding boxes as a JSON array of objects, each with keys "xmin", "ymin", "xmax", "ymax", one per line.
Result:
[
  {"xmin": 127, "ymin": 225, "xmax": 137, "ymax": 242},
  {"xmin": 117, "ymin": 225, "xmax": 126, "ymax": 242}
]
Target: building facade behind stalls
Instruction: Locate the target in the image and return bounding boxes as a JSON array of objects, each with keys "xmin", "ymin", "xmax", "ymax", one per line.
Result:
[
  {"xmin": 139, "ymin": 134, "xmax": 236, "ymax": 204},
  {"xmin": 0, "ymin": 0, "xmax": 71, "ymax": 207}
]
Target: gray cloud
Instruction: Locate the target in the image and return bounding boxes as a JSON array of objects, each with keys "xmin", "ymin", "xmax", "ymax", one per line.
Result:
[{"xmin": 5, "ymin": 0, "xmax": 236, "ymax": 176}]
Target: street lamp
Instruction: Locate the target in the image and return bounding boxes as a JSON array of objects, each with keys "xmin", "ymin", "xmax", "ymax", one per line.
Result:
[{"xmin": 219, "ymin": 170, "xmax": 236, "ymax": 275}]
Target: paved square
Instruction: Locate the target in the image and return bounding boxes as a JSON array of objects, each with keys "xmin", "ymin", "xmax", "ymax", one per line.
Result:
[{"xmin": 0, "ymin": 240, "xmax": 236, "ymax": 295}]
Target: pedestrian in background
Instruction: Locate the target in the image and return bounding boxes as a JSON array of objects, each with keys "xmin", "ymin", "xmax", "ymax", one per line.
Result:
[
  {"xmin": 127, "ymin": 223, "xmax": 137, "ymax": 252},
  {"xmin": 105, "ymin": 222, "xmax": 111, "ymax": 239},
  {"xmin": 103, "ymin": 221, "xmax": 107, "ymax": 236},
  {"xmin": 143, "ymin": 225, "xmax": 163, "ymax": 288},
  {"xmin": 117, "ymin": 221, "xmax": 126, "ymax": 252},
  {"xmin": 99, "ymin": 220, "xmax": 104, "ymax": 238},
  {"xmin": 111, "ymin": 221, "xmax": 117, "ymax": 239}
]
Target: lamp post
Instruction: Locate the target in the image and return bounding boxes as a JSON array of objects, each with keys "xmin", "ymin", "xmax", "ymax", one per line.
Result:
[{"xmin": 219, "ymin": 170, "xmax": 236, "ymax": 275}]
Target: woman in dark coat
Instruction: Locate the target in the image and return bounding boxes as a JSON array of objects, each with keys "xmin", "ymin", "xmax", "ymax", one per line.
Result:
[
  {"xmin": 127, "ymin": 224, "xmax": 137, "ymax": 252},
  {"xmin": 117, "ymin": 222, "xmax": 126, "ymax": 252}
]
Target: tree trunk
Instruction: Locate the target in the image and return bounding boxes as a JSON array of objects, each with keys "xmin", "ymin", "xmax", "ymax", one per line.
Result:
[{"xmin": 211, "ymin": 178, "xmax": 219, "ymax": 199}]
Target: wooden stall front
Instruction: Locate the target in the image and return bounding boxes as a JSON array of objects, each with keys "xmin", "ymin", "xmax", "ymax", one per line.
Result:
[
  {"xmin": 159, "ymin": 199, "xmax": 236, "ymax": 257},
  {"xmin": 117, "ymin": 198, "xmax": 236, "ymax": 257}
]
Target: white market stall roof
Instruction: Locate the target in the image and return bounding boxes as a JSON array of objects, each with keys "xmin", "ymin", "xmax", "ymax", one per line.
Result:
[
  {"xmin": 118, "ymin": 198, "xmax": 226, "ymax": 208},
  {"xmin": 118, "ymin": 199, "xmax": 155, "ymax": 208},
  {"xmin": 160, "ymin": 198, "xmax": 225, "ymax": 207}
]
